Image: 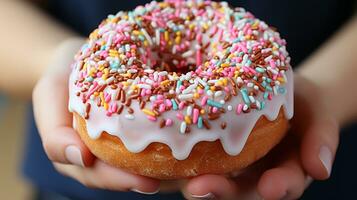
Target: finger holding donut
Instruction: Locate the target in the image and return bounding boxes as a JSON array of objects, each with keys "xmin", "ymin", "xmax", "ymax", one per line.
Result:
[
  {"xmin": 183, "ymin": 74, "xmax": 339, "ymax": 200},
  {"xmin": 32, "ymin": 39, "xmax": 161, "ymax": 194}
]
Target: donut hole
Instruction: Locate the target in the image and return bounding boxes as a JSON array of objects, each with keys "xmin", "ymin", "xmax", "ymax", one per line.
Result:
[{"xmin": 151, "ymin": 50, "xmax": 202, "ymax": 74}]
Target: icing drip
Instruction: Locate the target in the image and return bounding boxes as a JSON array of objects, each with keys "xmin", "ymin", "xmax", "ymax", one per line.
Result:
[{"xmin": 69, "ymin": 68, "xmax": 293, "ymax": 160}]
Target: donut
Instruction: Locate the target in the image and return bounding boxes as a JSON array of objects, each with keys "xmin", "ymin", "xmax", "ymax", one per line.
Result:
[{"xmin": 69, "ymin": 0, "xmax": 294, "ymax": 180}]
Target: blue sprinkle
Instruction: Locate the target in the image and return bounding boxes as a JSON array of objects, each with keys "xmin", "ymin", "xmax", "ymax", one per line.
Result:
[
  {"xmin": 263, "ymin": 92, "xmax": 269, "ymax": 100},
  {"xmin": 255, "ymin": 67, "xmax": 266, "ymax": 73},
  {"xmin": 266, "ymin": 86, "xmax": 273, "ymax": 92},
  {"xmin": 198, "ymin": 117, "xmax": 203, "ymax": 129},
  {"xmin": 176, "ymin": 80, "xmax": 182, "ymax": 91},
  {"xmin": 85, "ymin": 77, "xmax": 94, "ymax": 82},
  {"xmin": 240, "ymin": 88, "xmax": 250, "ymax": 105},
  {"xmin": 278, "ymin": 87, "xmax": 286, "ymax": 94},
  {"xmin": 171, "ymin": 99, "xmax": 178, "ymax": 110},
  {"xmin": 261, "ymin": 101, "xmax": 265, "ymax": 110},
  {"xmin": 233, "ymin": 38, "xmax": 241, "ymax": 43},
  {"xmin": 207, "ymin": 99, "xmax": 223, "ymax": 108}
]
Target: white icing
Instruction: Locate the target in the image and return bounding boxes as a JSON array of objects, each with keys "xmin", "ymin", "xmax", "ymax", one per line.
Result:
[{"xmin": 69, "ymin": 67, "xmax": 293, "ymax": 160}]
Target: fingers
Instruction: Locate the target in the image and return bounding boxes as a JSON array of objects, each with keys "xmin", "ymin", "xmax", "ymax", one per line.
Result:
[
  {"xmin": 183, "ymin": 175, "xmax": 238, "ymax": 200},
  {"xmin": 293, "ymin": 75, "xmax": 340, "ymax": 180},
  {"xmin": 258, "ymin": 151, "xmax": 306, "ymax": 200},
  {"xmin": 33, "ymin": 39, "xmax": 94, "ymax": 167},
  {"xmin": 54, "ymin": 160, "xmax": 160, "ymax": 194},
  {"xmin": 300, "ymin": 116, "xmax": 339, "ymax": 180}
]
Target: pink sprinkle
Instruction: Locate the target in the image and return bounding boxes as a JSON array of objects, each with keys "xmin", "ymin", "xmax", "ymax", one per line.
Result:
[
  {"xmin": 212, "ymin": 107, "xmax": 218, "ymax": 113},
  {"xmin": 159, "ymin": 104, "xmax": 166, "ymax": 112},
  {"xmin": 269, "ymin": 60, "xmax": 276, "ymax": 68},
  {"xmin": 201, "ymin": 96, "xmax": 208, "ymax": 106},
  {"xmin": 165, "ymin": 99, "xmax": 172, "ymax": 107},
  {"xmin": 147, "ymin": 115, "xmax": 157, "ymax": 122},
  {"xmin": 176, "ymin": 113, "xmax": 184, "ymax": 120},
  {"xmin": 268, "ymin": 93, "xmax": 273, "ymax": 100},
  {"xmin": 104, "ymin": 93, "xmax": 111, "ymax": 103},
  {"xmin": 198, "ymin": 88, "xmax": 204, "ymax": 95},
  {"xmin": 193, "ymin": 109, "xmax": 199, "ymax": 124},
  {"xmin": 196, "ymin": 50, "xmax": 202, "ymax": 67},
  {"xmin": 165, "ymin": 119, "xmax": 173, "ymax": 127},
  {"xmin": 179, "ymin": 102, "xmax": 185, "ymax": 110},
  {"xmin": 236, "ymin": 104, "xmax": 243, "ymax": 115}
]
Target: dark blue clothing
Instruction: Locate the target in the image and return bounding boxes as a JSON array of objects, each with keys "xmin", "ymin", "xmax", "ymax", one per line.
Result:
[{"xmin": 23, "ymin": 0, "xmax": 356, "ymax": 199}]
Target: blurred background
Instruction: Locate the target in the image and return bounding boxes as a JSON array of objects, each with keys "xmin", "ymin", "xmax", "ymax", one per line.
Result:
[{"xmin": 0, "ymin": 95, "xmax": 31, "ymax": 199}]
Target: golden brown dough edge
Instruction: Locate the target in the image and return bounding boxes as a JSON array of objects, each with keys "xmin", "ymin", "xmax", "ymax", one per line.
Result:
[{"xmin": 74, "ymin": 109, "xmax": 288, "ymax": 180}]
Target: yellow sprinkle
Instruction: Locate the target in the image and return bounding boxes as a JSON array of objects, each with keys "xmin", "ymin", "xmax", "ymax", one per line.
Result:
[
  {"xmin": 142, "ymin": 109, "xmax": 156, "ymax": 117},
  {"xmin": 194, "ymin": 93, "xmax": 200, "ymax": 99},
  {"xmin": 164, "ymin": 31, "xmax": 169, "ymax": 42},
  {"xmin": 185, "ymin": 116, "xmax": 192, "ymax": 124},
  {"xmin": 160, "ymin": 80, "xmax": 170, "ymax": 86},
  {"xmin": 277, "ymin": 77, "xmax": 285, "ymax": 83},
  {"xmin": 104, "ymin": 103, "xmax": 109, "ymax": 110},
  {"xmin": 221, "ymin": 63, "xmax": 230, "ymax": 68},
  {"xmin": 94, "ymin": 92, "xmax": 99, "ymax": 96},
  {"xmin": 200, "ymin": 109, "xmax": 205, "ymax": 115},
  {"xmin": 100, "ymin": 92, "xmax": 105, "ymax": 105},
  {"xmin": 189, "ymin": 24, "xmax": 195, "ymax": 30},
  {"xmin": 175, "ymin": 36, "xmax": 181, "ymax": 44},
  {"xmin": 222, "ymin": 78, "xmax": 228, "ymax": 86},
  {"xmin": 132, "ymin": 30, "xmax": 140, "ymax": 35},
  {"xmin": 210, "ymin": 86, "xmax": 216, "ymax": 91}
]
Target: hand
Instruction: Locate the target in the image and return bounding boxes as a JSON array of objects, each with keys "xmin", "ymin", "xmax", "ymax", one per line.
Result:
[
  {"xmin": 32, "ymin": 38, "xmax": 160, "ymax": 194},
  {"xmin": 182, "ymin": 74, "xmax": 339, "ymax": 200}
]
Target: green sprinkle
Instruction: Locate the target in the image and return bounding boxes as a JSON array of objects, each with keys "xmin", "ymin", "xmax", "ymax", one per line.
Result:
[
  {"xmin": 198, "ymin": 117, "xmax": 203, "ymax": 129},
  {"xmin": 240, "ymin": 88, "xmax": 250, "ymax": 105},
  {"xmin": 255, "ymin": 67, "xmax": 266, "ymax": 73},
  {"xmin": 171, "ymin": 99, "xmax": 178, "ymax": 110},
  {"xmin": 263, "ymin": 92, "xmax": 269, "ymax": 100},
  {"xmin": 278, "ymin": 87, "xmax": 286, "ymax": 94},
  {"xmin": 207, "ymin": 99, "xmax": 223, "ymax": 108}
]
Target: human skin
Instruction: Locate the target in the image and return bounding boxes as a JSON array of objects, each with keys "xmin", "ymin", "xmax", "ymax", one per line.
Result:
[{"xmin": 1, "ymin": 1, "xmax": 356, "ymax": 199}]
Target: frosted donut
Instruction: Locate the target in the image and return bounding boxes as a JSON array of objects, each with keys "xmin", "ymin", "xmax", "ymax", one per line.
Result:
[{"xmin": 69, "ymin": 0, "xmax": 294, "ymax": 179}]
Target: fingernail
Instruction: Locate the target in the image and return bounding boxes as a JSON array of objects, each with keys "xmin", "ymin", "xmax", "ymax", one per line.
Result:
[
  {"xmin": 131, "ymin": 188, "xmax": 159, "ymax": 195},
  {"xmin": 191, "ymin": 193, "xmax": 216, "ymax": 200},
  {"xmin": 65, "ymin": 145, "xmax": 84, "ymax": 167},
  {"xmin": 319, "ymin": 146, "xmax": 332, "ymax": 176}
]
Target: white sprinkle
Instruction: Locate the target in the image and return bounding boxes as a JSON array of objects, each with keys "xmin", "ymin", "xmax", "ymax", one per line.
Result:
[
  {"xmin": 182, "ymin": 50, "xmax": 194, "ymax": 58},
  {"xmin": 247, "ymin": 82, "xmax": 254, "ymax": 88},
  {"xmin": 227, "ymin": 105, "xmax": 233, "ymax": 111},
  {"xmin": 256, "ymin": 101, "xmax": 261, "ymax": 110},
  {"xmin": 158, "ymin": 71, "xmax": 168, "ymax": 76},
  {"xmin": 206, "ymin": 90, "xmax": 213, "ymax": 96},
  {"xmin": 220, "ymin": 100, "xmax": 225, "ymax": 104},
  {"xmin": 214, "ymin": 91, "xmax": 223, "ymax": 97},
  {"xmin": 197, "ymin": 78, "xmax": 207, "ymax": 86},
  {"xmin": 243, "ymin": 104, "xmax": 249, "ymax": 111},
  {"xmin": 137, "ymin": 84, "xmax": 152, "ymax": 90},
  {"xmin": 273, "ymin": 86, "xmax": 278, "ymax": 95},
  {"xmin": 141, "ymin": 28, "xmax": 153, "ymax": 45},
  {"xmin": 128, "ymin": 69, "xmax": 137, "ymax": 74},
  {"xmin": 264, "ymin": 55, "xmax": 273, "ymax": 62},
  {"xmin": 149, "ymin": 96, "xmax": 156, "ymax": 102},
  {"xmin": 180, "ymin": 122, "xmax": 187, "ymax": 134},
  {"xmin": 178, "ymin": 94, "xmax": 194, "ymax": 100},
  {"xmin": 186, "ymin": 106, "xmax": 193, "ymax": 116},
  {"xmin": 125, "ymin": 114, "xmax": 135, "ymax": 120},
  {"xmin": 249, "ymin": 96, "xmax": 255, "ymax": 103},
  {"xmin": 105, "ymin": 77, "xmax": 115, "ymax": 84},
  {"xmin": 155, "ymin": 29, "xmax": 161, "ymax": 46}
]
